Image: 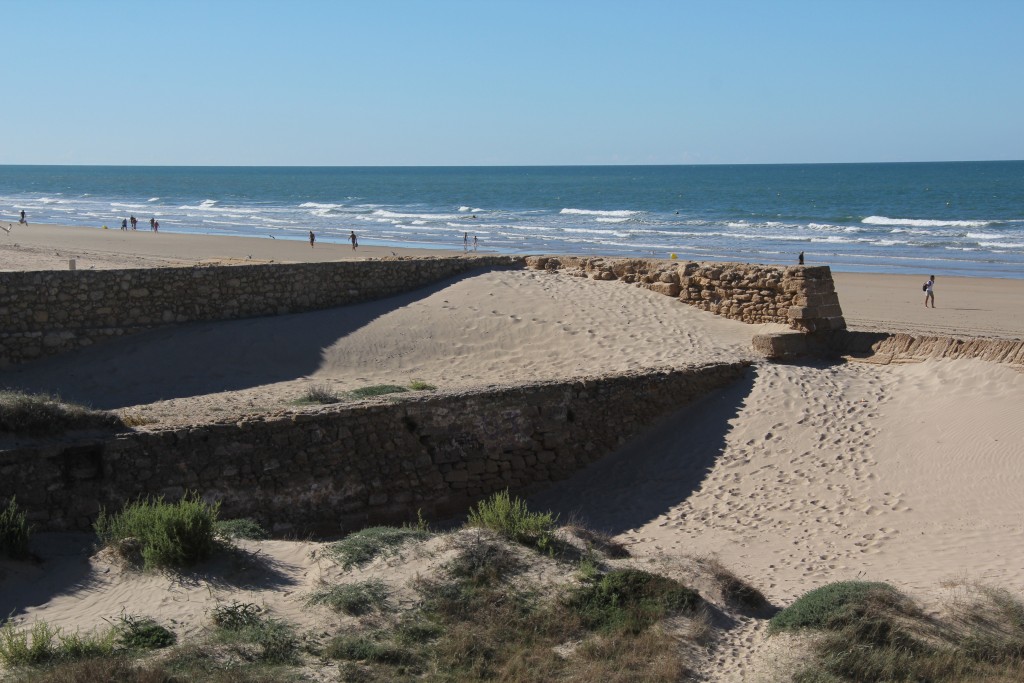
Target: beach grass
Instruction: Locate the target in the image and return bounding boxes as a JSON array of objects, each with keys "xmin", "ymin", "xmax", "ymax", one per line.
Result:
[
  {"xmin": 0, "ymin": 389, "xmax": 123, "ymax": 436},
  {"xmin": 325, "ymin": 525, "xmax": 432, "ymax": 570},
  {"xmin": 0, "ymin": 497, "xmax": 32, "ymax": 560}
]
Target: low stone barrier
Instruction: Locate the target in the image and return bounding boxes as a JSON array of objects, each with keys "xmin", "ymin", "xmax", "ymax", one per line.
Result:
[
  {"xmin": 0, "ymin": 256, "xmax": 523, "ymax": 367},
  {"xmin": 0, "ymin": 362, "xmax": 750, "ymax": 534},
  {"xmin": 525, "ymin": 256, "xmax": 845, "ymax": 332}
]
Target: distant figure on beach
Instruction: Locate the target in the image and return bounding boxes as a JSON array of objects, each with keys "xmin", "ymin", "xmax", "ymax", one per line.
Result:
[
  {"xmin": 19, "ymin": 210, "xmax": 26, "ymax": 225},
  {"xmin": 309, "ymin": 230, "xmax": 316, "ymax": 248},
  {"xmin": 463, "ymin": 232, "xmax": 468, "ymax": 250},
  {"xmin": 350, "ymin": 231, "xmax": 358, "ymax": 250},
  {"xmin": 798, "ymin": 251, "xmax": 804, "ymax": 265},
  {"xmin": 924, "ymin": 275, "xmax": 935, "ymax": 308},
  {"xmin": 130, "ymin": 215, "xmax": 137, "ymax": 230},
  {"xmin": 473, "ymin": 234, "xmax": 478, "ymax": 251},
  {"xmin": 154, "ymin": 220, "xmax": 159, "ymax": 232},
  {"xmin": 121, "ymin": 218, "xmax": 128, "ymax": 231},
  {"xmin": 150, "ymin": 217, "xmax": 155, "ymax": 230}
]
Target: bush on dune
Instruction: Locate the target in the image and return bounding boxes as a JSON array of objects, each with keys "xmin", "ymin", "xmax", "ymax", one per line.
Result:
[{"xmin": 94, "ymin": 493, "xmax": 220, "ymax": 570}]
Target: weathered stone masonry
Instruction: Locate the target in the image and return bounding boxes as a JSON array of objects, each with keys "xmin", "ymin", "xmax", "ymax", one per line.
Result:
[
  {"xmin": 0, "ymin": 256, "xmax": 524, "ymax": 367},
  {"xmin": 525, "ymin": 256, "xmax": 846, "ymax": 333},
  {"xmin": 0, "ymin": 363, "xmax": 749, "ymax": 533}
]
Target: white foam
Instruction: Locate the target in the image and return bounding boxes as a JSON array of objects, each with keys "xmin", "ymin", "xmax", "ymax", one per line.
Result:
[
  {"xmin": 373, "ymin": 209, "xmax": 461, "ymax": 220},
  {"xmin": 147, "ymin": 197, "xmax": 160, "ymax": 202},
  {"xmin": 979, "ymin": 241, "xmax": 1024, "ymax": 248},
  {"xmin": 300, "ymin": 202, "xmax": 343, "ymax": 209},
  {"xmin": 595, "ymin": 217, "xmax": 630, "ymax": 223},
  {"xmin": 458, "ymin": 206, "xmax": 471, "ymax": 212},
  {"xmin": 560, "ymin": 208, "xmax": 638, "ymax": 218},
  {"xmin": 863, "ymin": 215, "xmax": 991, "ymax": 229},
  {"xmin": 966, "ymin": 232, "xmax": 1004, "ymax": 239}
]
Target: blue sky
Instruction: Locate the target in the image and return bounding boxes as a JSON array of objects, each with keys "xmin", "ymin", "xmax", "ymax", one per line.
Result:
[{"xmin": 4, "ymin": 0, "xmax": 1022, "ymax": 165}]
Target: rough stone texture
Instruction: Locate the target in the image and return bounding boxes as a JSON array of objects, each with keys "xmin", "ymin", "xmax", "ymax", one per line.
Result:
[
  {"xmin": 0, "ymin": 256, "xmax": 524, "ymax": 367},
  {"xmin": 525, "ymin": 256, "xmax": 845, "ymax": 332},
  {"xmin": 0, "ymin": 362, "xmax": 749, "ymax": 534}
]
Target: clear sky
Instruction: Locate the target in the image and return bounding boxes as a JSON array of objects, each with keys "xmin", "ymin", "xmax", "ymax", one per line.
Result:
[{"xmin": 3, "ymin": 0, "xmax": 1023, "ymax": 166}]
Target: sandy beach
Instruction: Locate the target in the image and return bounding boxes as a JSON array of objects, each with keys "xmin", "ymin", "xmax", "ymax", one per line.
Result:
[{"xmin": 3, "ymin": 223, "xmax": 1024, "ymax": 681}]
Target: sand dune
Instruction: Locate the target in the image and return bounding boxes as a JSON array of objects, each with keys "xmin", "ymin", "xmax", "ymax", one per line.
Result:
[{"xmin": 3, "ymin": 225, "xmax": 1024, "ymax": 681}]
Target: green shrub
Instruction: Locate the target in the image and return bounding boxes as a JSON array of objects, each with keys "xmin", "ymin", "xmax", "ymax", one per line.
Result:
[
  {"xmin": 566, "ymin": 568, "xmax": 701, "ymax": 634},
  {"xmin": 94, "ymin": 493, "xmax": 220, "ymax": 570},
  {"xmin": 214, "ymin": 518, "xmax": 269, "ymax": 540},
  {"xmin": 349, "ymin": 384, "xmax": 409, "ymax": 399},
  {"xmin": 114, "ymin": 614, "xmax": 176, "ymax": 650},
  {"xmin": 308, "ymin": 579, "xmax": 390, "ymax": 615},
  {"xmin": 0, "ymin": 497, "xmax": 31, "ymax": 560},
  {"xmin": 0, "ymin": 390, "xmax": 123, "ymax": 436},
  {"xmin": 210, "ymin": 602, "xmax": 265, "ymax": 631},
  {"xmin": 466, "ymin": 490, "xmax": 558, "ymax": 551},
  {"xmin": 769, "ymin": 581, "xmax": 901, "ymax": 634},
  {"xmin": 0, "ymin": 620, "xmax": 114, "ymax": 667},
  {"xmin": 326, "ymin": 525, "xmax": 431, "ymax": 570},
  {"xmin": 210, "ymin": 602, "xmax": 299, "ymax": 665},
  {"xmin": 408, "ymin": 380, "xmax": 436, "ymax": 391}
]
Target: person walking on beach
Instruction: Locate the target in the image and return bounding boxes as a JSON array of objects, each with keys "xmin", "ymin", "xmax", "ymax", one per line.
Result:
[
  {"xmin": 350, "ymin": 231, "xmax": 358, "ymax": 250},
  {"xmin": 309, "ymin": 230, "xmax": 316, "ymax": 248},
  {"xmin": 150, "ymin": 217, "xmax": 155, "ymax": 230},
  {"xmin": 463, "ymin": 232, "xmax": 469, "ymax": 250},
  {"xmin": 153, "ymin": 220, "xmax": 159, "ymax": 233},
  {"xmin": 19, "ymin": 210, "xmax": 26, "ymax": 225},
  {"xmin": 472, "ymin": 234, "xmax": 478, "ymax": 251},
  {"xmin": 798, "ymin": 251, "xmax": 804, "ymax": 265},
  {"xmin": 130, "ymin": 215, "xmax": 137, "ymax": 230},
  {"xmin": 924, "ymin": 275, "xmax": 935, "ymax": 308},
  {"xmin": 121, "ymin": 218, "xmax": 128, "ymax": 231}
]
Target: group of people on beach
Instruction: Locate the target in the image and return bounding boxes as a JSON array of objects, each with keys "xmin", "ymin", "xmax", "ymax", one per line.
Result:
[
  {"xmin": 119, "ymin": 215, "xmax": 159, "ymax": 232},
  {"xmin": 463, "ymin": 232, "xmax": 478, "ymax": 251}
]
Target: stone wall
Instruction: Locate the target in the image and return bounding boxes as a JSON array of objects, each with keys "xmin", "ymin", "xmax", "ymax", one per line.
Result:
[
  {"xmin": 525, "ymin": 256, "xmax": 845, "ymax": 333},
  {"xmin": 0, "ymin": 256, "xmax": 523, "ymax": 367},
  {"xmin": 0, "ymin": 362, "xmax": 748, "ymax": 534}
]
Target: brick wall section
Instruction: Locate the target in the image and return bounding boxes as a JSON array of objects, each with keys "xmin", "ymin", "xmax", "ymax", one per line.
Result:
[
  {"xmin": 0, "ymin": 256, "xmax": 524, "ymax": 367},
  {"xmin": 526, "ymin": 256, "xmax": 845, "ymax": 332},
  {"xmin": 0, "ymin": 362, "xmax": 749, "ymax": 534}
]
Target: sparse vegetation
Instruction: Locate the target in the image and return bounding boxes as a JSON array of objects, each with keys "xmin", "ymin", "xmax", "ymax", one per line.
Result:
[
  {"xmin": 113, "ymin": 614, "xmax": 176, "ymax": 651},
  {"xmin": 326, "ymin": 525, "xmax": 431, "ymax": 570},
  {"xmin": 94, "ymin": 493, "xmax": 220, "ymax": 570},
  {"xmin": 466, "ymin": 490, "xmax": 558, "ymax": 552},
  {"xmin": 295, "ymin": 383, "xmax": 344, "ymax": 405},
  {"xmin": 773, "ymin": 580, "xmax": 1024, "ymax": 682},
  {"xmin": 214, "ymin": 517, "xmax": 269, "ymax": 541},
  {"xmin": 408, "ymin": 380, "xmax": 436, "ymax": 391},
  {"xmin": 209, "ymin": 603, "xmax": 300, "ymax": 666},
  {"xmin": 566, "ymin": 568, "xmax": 702, "ymax": 634},
  {"xmin": 0, "ymin": 620, "xmax": 115, "ymax": 667},
  {"xmin": 0, "ymin": 496, "xmax": 32, "ymax": 560},
  {"xmin": 349, "ymin": 384, "xmax": 409, "ymax": 398},
  {"xmin": 308, "ymin": 579, "xmax": 391, "ymax": 615},
  {"xmin": 0, "ymin": 389, "xmax": 123, "ymax": 436}
]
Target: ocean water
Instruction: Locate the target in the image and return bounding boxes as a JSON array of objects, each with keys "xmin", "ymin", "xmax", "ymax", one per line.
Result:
[{"xmin": 1, "ymin": 162, "xmax": 1022, "ymax": 278}]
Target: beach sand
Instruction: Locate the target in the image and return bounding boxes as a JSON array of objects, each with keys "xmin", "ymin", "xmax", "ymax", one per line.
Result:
[{"xmin": 3, "ymin": 223, "xmax": 1024, "ymax": 681}]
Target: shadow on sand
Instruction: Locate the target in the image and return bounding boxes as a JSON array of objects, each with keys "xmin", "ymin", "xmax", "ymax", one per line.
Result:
[
  {"xmin": 0, "ymin": 270, "xmax": 489, "ymax": 410},
  {"xmin": 528, "ymin": 366, "xmax": 757, "ymax": 536}
]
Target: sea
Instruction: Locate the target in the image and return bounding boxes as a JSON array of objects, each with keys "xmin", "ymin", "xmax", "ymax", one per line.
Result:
[{"xmin": 1, "ymin": 162, "xmax": 1022, "ymax": 279}]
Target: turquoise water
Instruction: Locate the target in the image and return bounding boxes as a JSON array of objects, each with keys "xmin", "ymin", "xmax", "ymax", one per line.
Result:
[{"xmin": 1, "ymin": 162, "xmax": 1022, "ymax": 278}]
